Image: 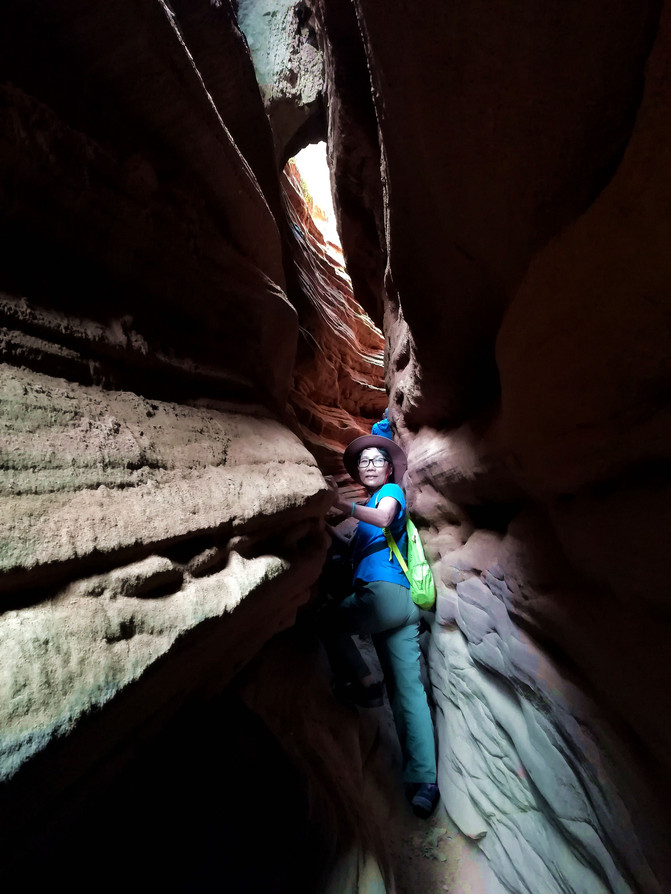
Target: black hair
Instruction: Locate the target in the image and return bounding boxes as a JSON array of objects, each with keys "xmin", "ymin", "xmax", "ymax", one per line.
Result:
[{"xmin": 377, "ymin": 447, "xmax": 392, "ymax": 465}]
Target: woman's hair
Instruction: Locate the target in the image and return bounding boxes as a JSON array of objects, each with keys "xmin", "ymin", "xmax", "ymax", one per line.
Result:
[
  {"xmin": 376, "ymin": 447, "xmax": 392, "ymax": 466},
  {"xmin": 358, "ymin": 447, "xmax": 393, "ymax": 482}
]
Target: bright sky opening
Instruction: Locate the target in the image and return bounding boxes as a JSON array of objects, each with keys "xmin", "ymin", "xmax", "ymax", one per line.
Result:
[{"xmin": 292, "ymin": 141, "xmax": 341, "ymax": 249}]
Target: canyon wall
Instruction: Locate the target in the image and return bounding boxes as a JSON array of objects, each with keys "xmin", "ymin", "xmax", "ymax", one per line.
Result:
[
  {"xmin": 309, "ymin": 0, "xmax": 671, "ymax": 892},
  {"xmin": 0, "ymin": 0, "xmax": 335, "ymax": 883},
  {"xmin": 284, "ymin": 163, "xmax": 386, "ymax": 475},
  {"xmin": 0, "ymin": 1, "xmax": 393, "ymax": 888},
  {"xmin": 3, "ymin": 1, "xmax": 671, "ymax": 892}
]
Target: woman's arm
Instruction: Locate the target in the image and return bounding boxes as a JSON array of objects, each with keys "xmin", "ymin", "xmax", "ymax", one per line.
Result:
[
  {"xmin": 326, "ymin": 478, "xmax": 400, "ymax": 529},
  {"xmin": 333, "ymin": 494, "xmax": 400, "ymax": 528},
  {"xmin": 353, "ymin": 497, "xmax": 399, "ymax": 528}
]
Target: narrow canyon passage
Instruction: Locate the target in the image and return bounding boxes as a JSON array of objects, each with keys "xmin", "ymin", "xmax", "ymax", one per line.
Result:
[{"xmin": 1, "ymin": 2, "xmax": 671, "ymax": 893}]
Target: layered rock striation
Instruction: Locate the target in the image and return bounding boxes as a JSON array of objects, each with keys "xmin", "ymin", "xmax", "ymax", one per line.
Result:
[
  {"xmin": 0, "ymin": 2, "xmax": 400, "ymax": 888},
  {"xmin": 284, "ymin": 162, "xmax": 386, "ymax": 475},
  {"xmin": 0, "ymin": 0, "xmax": 336, "ymax": 877}
]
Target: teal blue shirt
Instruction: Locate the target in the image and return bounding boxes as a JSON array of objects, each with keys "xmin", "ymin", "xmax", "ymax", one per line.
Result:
[{"xmin": 351, "ymin": 483, "xmax": 409, "ymax": 588}]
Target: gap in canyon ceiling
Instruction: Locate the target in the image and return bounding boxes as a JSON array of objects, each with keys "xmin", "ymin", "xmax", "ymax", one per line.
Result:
[{"xmin": 291, "ymin": 141, "xmax": 341, "ymax": 251}]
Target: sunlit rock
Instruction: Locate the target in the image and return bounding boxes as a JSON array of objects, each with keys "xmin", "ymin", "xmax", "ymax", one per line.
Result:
[
  {"xmin": 283, "ymin": 159, "xmax": 386, "ymax": 473},
  {"xmin": 237, "ymin": 0, "xmax": 325, "ymax": 162}
]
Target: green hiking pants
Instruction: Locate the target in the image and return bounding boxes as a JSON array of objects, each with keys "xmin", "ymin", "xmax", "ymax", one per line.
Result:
[{"xmin": 324, "ymin": 580, "xmax": 437, "ymax": 785}]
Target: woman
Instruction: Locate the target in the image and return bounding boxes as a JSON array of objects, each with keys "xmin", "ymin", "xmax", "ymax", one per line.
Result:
[{"xmin": 324, "ymin": 434, "xmax": 439, "ymax": 818}]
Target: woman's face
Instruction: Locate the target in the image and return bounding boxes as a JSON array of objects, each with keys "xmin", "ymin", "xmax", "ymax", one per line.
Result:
[{"xmin": 357, "ymin": 448, "xmax": 391, "ymax": 490}]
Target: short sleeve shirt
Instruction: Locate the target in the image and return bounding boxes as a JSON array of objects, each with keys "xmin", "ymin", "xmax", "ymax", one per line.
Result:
[{"xmin": 351, "ymin": 483, "xmax": 409, "ymax": 588}]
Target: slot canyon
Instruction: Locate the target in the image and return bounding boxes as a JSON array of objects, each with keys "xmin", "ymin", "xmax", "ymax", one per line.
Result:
[{"xmin": 1, "ymin": 1, "xmax": 670, "ymax": 892}]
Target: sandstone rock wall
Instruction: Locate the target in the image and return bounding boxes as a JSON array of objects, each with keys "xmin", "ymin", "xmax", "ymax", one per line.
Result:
[
  {"xmin": 236, "ymin": 0, "xmax": 388, "ymax": 473},
  {"xmin": 312, "ymin": 1, "xmax": 671, "ymax": 891},
  {"xmin": 284, "ymin": 163, "xmax": 386, "ymax": 475},
  {"xmin": 0, "ymin": 3, "xmax": 401, "ymax": 888},
  {"xmin": 236, "ymin": 0, "xmax": 326, "ymax": 164},
  {"xmin": 0, "ymin": 0, "xmax": 337, "ymax": 876}
]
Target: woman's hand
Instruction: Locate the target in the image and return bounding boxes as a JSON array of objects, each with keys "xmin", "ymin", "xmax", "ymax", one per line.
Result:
[
  {"xmin": 325, "ymin": 476, "xmax": 351, "ymax": 515},
  {"xmin": 324, "ymin": 476, "xmax": 399, "ymax": 527}
]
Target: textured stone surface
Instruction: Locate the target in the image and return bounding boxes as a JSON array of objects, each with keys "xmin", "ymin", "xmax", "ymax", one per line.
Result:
[
  {"xmin": 169, "ymin": 0, "xmax": 285, "ymax": 227},
  {"xmin": 0, "ymin": 363, "xmax": 324, "ymax": 587},
  {"xmin": 432, "ymin": 589, "xmax": 662, "ymax": 894},
  {"xmin": 491, "ymin": 4, "xmax": 671, "ymax": 500},
  {"xmin": 284, "ymin": 164, "xmax": 386, "ymax": 474},
  {"xmin": 237, "ymin": 0, "xmax": 325, "ymax": 163},
  {"xmin": 312, "ymin": 1, "xmax": 671, "ymax": 891},
  {"xmin": 0, "ymin": 354, "xmax": 331, "ymax": 838},
  {"xmin": 0, "ymin": 0, "xmax": 295, "ymax": 409},
  {"xmin": 310, "ymin": 0, "xmax": 387, "ymax": 324},
  {"xmin": 0, "ymin": 0, "xmax": 338, "ymax": 876}
]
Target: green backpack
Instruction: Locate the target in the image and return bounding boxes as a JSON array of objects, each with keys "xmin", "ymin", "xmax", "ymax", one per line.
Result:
[{"xmin": 383, "ymin": 518, "xmax": 436, "ymax": 611}]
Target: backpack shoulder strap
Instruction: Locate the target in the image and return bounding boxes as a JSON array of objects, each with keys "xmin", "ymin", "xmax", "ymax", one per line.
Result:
[
  {"xmin": 375, "ymin": 490, "xmax": 410, "ymax": 579},
  {"xmin": 383, "ymin": 527, "xmax": 409, "ymax": 577}
]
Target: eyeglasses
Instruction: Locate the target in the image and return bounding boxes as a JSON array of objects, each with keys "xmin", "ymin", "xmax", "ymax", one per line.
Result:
[{"xmin": 357, "ymin": 456, "xmax": 388, "ymax": 469}]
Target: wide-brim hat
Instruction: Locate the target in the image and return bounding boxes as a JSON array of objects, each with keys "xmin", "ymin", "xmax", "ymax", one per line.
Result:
[{"xmin": 343, "ymin": 435, "xmax": 407, "ymax": 483}]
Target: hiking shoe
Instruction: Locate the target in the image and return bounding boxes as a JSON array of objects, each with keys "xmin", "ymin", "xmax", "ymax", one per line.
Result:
[
  {"xmin": 332, "ymin": 678, "xmax": 384, "ymax": 708},
  {"xmin": 411, "ymin": 782, "xmax": 440, "ymax": 818}
]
